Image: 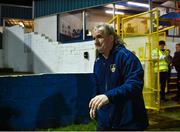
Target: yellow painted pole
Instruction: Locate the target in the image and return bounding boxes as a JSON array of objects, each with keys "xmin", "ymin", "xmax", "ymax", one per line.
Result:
[
  {"xmin": 117, "ymin": 15, "xmax": 120, "ymax": 36},
  {"xmin": 122, "ymin": 8, "xmax": 157, "ymax": 20},
  {"xmin": 156, "ymin": 10, "xmax": 161, "ymax": 110},
  {"xmin": 108, "ymin": 15, "xmax": 117, "ymax": 24}
]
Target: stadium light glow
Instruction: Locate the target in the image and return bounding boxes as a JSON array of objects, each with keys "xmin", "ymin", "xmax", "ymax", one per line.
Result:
[
  {"xmin": 105, "ymin": 10, "xmax": 124, "ymax": 15},
  {"xmin": 127, "ymin": 2, "xmax": 149, "ymax": 8}
]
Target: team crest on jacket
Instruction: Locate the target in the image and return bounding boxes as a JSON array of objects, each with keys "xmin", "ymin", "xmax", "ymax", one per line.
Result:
[{"xmin": 110, "ymin": 64, "xmax": 116, "ymax": 72}]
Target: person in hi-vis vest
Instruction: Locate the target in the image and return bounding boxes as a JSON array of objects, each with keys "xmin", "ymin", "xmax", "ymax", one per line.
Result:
[{"xmin": 152, "ymin": 40, "xmax": 169, "ymax": 101}]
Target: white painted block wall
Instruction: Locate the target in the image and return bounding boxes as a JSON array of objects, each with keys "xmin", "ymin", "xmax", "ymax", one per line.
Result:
[
  {"xmin": 0, "ymin": 50, "xmax": 3, "ymax": 68},
  {"xmin": 0, "ymin": 26, "xmax": 3, "ymax": 68},
  {"xmin": 31, "ymin": 36, "xmax": 95, "ymax": 73},
  {"xmin": 3, "ymin": 25, "xmax": 30, "ymax": 71},
  {"xmin": 4, "ymin": 25, "xmax": 95, "ymax": 73},
  {"xmin": 3, "ymin": 24, "xmax": 179, "ymax": 74},
  {"xmin": 34, "ymin": 15, "xmax": 57, "ymax": 42}
]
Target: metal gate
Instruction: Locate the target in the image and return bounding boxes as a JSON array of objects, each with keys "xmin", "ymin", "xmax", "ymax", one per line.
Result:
[{"xmin": 108, "ymin": 9, "xmax": 178, "ymax": 111}]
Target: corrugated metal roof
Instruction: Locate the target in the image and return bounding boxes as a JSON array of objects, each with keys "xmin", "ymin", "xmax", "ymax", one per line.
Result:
[
  {"xmin": 1, "ymin": 4, "xmax": 32, "ymax": 19},
  {"xmin": 34, "ymin": 0, "xmax": 122, "ymax": 18}
]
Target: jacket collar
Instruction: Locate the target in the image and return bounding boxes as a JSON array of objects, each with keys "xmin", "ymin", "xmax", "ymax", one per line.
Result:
[
  {"xmin": 97, "ymin": 42, "xmax": 125, "ymax": 60},
  {"xmin": 110, "ymin": 42, "xmax": 125, "ymax": 55}
]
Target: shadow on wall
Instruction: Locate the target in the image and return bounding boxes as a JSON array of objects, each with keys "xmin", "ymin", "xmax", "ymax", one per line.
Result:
[
  {"xmin": 3, "ymin": 27, "xmax": 56, "ymax": 73},
  {"xmin": 0, "ymin": 74, "xmax": 95, "ymax": 130},
  {"xmin": 35, "ymin": 93, "xmax": 70, "ymax": 129},
  {"xmin": 0, "ymin": 106, "xmax": 16, "ymax": 130},
  {"xmin": 4, "ymin": 28, "xmax": 30, "ymax": 72},
  {"xmin": 74, "ymin": 74, "xmax": 96, "ymax": 124},
  {"xmin": 3, "ymin": 26, "xmax": 94, "ymax": 74}
]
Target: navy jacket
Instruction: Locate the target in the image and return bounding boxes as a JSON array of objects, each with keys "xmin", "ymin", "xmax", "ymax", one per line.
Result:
[{"xmin": 93, "ymin": 43, "xmax": 149, "ymax": 130}]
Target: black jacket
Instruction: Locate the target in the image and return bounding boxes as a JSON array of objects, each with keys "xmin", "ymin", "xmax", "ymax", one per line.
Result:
[{"xmin": 172, "ymin": 51, "xmax": 180, "ymax": 72}]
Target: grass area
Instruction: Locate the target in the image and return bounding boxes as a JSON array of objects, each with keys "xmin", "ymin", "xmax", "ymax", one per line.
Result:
[
  {"xmin": 46, "ymin": 108, "xmax": 180, "ymax": 131},
  {"xmin": 47, "ymin": 120, "xmax": 96, "ymax": 131}
]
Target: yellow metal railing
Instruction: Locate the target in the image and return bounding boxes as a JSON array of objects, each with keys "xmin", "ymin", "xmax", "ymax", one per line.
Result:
[
  {"xmin": 108, "ymin": 15, "xmax": 124, "ymax": 37},
  {"xmin": 108, "ymin": 9, "xmax": 180, "ymax": 111}
]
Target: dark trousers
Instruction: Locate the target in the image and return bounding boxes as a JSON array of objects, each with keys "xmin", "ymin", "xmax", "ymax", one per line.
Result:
[
  {"xmin": 177, "ymin": 71, "xmax": 180, "ymax": 96},
  {"xmin": 160, "ymin": 72, "xmax": 168, "ymax": 100},
  {"xmin": 167, "ymin": 66, "xmax": 171, "ymax": 86}
]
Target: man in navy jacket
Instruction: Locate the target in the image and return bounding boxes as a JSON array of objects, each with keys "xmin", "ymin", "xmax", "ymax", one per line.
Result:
[{"xmin": 89, "ymin": 23, "xmax": 149, "ymax": 130}]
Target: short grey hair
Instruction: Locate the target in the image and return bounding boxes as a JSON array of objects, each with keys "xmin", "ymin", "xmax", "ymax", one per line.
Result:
[{"xmin": 92, "ymin": 23, "xmax": 125, "ymax": 45}]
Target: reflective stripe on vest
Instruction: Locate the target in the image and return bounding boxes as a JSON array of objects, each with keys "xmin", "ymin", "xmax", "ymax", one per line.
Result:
[{"xmin": 154, "ymin": 50, "xmax": 168, "ymax": 72}]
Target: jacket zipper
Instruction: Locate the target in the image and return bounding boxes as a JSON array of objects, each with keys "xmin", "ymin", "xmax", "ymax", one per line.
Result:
[{"xmin": 105, "ymin": 61, "xmax": 108, "ymax": 91}]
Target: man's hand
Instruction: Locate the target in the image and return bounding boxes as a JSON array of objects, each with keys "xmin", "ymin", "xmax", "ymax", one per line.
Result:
[{"xmin": 89, "ymin": 94, "xmax": 109, "ymax": 119}]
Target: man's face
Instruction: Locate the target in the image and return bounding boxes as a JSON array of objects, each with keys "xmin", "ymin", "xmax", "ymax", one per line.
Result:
[
  {"xmin": 92, "ymin": 29, "xmax": 113, "ymax": 55},
  {"xmin": 159, "ymin": 44, "xmax": 165, "ymax": 50},
  {"xmin": 176, "ymin": 44, "xmax": 180, "ymax": 52}
]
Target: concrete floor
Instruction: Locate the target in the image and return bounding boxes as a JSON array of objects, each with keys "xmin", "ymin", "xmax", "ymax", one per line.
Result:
[{"xmin": 147, "ymin": 107, "xmax": 180, "ymax": 130}]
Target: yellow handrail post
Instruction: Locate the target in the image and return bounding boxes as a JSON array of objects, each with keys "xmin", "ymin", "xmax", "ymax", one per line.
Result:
[{"xmin": 117, "ymin": 15, "xmax": 121, "ymax": 37}]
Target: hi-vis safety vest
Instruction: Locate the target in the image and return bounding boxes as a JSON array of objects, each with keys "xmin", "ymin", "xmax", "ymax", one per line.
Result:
[{"xmin": 152, "ymin": 48, "xmax": 169, "ymax": 73}]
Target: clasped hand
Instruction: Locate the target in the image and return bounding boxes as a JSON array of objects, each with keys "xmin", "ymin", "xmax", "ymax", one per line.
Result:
[{"xmin": 89, "ymin": 94, "xmax": 109, "ymax": 119}]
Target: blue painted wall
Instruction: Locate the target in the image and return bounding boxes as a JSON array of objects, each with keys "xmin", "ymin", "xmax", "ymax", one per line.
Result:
[{"xmin": 0, "ymin": 74, "xmax": 96, "ymax": 130}]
